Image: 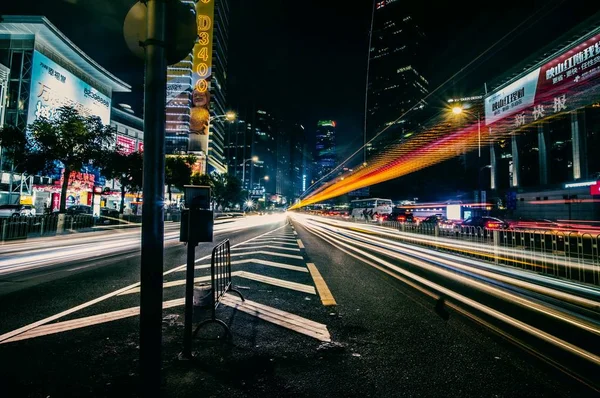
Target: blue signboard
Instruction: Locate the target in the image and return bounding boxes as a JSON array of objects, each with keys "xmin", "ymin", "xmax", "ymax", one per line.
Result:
[{"xmin": 27, "ymin": 50, "xmax": 111, "ymax": 126}]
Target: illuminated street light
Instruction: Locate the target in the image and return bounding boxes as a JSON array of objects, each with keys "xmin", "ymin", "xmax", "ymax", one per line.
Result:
[
  {"xmin": 452, "ymin": 106, "xmax": 464, "ymax": 115},
  {"xmin": 226, "ymin": 111, "xmax": 236, "ymax": 121}
]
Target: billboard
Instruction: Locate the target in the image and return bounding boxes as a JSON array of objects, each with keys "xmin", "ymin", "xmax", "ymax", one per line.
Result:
[
  {"xmin": 485, "ymin": 30, "xmax": 600, "ymax": 127},
  {"xmin": 27, "ymin": 50, "xmax": 111, "ymax": 126},
  {"xmin": 188, "ymin": 0, "xmax": 215, "ymax": 157},
  {"xmin": 116, "ymin": 135, "xmax": 137, "ymax": 155}
]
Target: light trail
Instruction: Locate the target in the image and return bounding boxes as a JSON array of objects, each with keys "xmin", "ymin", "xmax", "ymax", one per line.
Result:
[
  {"xmin": 290, "ymin": 214, "xmax": 600, "ymax": 379},
  {"xmin": 0, "ymin": 215, "xmax": 286, "ymax": 276}
]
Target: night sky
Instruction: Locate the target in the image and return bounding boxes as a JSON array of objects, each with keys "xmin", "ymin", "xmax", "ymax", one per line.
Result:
[{"xmin": 2, "ymin": 0, "xmax": 599, "ymax": 165}]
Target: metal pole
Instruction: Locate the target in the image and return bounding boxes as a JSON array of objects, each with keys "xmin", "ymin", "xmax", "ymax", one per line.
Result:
[
  {"xmin": 182, "ymin": 208, "xmax": 196, "ymax": 358},
  {"xmin": 140, "ymin": 0, "xmax": 167, "ymax": 395},
  {"xmin": 242, "ymin": 160, "xmax": 246, "ymax": 190},
  {"xmin": 478, "ymin": 111, "xmax": 481, "ymax": 158}
]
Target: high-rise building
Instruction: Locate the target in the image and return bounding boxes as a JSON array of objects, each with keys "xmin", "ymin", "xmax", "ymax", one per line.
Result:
[
  {"xmin": 366, "ymin": 2, "xmax": 429, "ymax": 154},
  {"xmin": 315, "ymin": 120, "xmax": 337, "ymax": 180},
  {"xmin": 164, "ymin": 0, "xmax": 230, "ymax": 174}
]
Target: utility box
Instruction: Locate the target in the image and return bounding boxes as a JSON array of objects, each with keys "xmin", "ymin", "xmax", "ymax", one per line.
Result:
[{"xmin": 179, "ymin": 185, "xmax": 213, "ymax": 243}]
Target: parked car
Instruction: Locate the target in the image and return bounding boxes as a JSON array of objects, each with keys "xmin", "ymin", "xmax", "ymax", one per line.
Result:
[
  {"xmin": 0, "ymin": 204, "xmax": 35, "ymax": 218},
  {"xmin": 66, "ymin": 205, "xmax": 93, "ymax": 215},
  {"xmin": 456, "ymin": 216, "xmax": 510, "ymax": 230}
]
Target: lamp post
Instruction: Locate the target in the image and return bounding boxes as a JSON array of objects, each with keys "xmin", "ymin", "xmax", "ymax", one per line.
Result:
[
  {"xmin": 241, "ymin": 156, "xmax": 258, "ymax": 190},
  {"xmin": 258, "ymin": 175, "xmax": 269, "ymax": 208},
  {"xmin": 450, "ymin": 105, "xmax": 481, "ymax": 158},
  {"xmin": 205, "ymin": 111, "xmax": 236, "ymax": 173}
]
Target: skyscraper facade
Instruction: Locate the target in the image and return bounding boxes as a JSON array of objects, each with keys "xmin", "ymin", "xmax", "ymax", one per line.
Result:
[
  {"xmin": 315, "ymin": 120, "xmax": 337, "ymax": 180},
  {"xmin": 366, "ymin": 1, "xmax": 429, "ymax": 154}
]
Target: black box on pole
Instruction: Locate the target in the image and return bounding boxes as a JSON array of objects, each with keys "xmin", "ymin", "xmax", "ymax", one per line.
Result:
[{"xmin": 180, "ymin": 209, "xmax": 213, "ymax": 243}]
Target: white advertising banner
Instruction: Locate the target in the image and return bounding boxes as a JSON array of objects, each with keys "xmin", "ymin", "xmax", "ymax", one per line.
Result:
[{"xmin": 485, "ymin": 68, "xmax": 540, "ymax": 126}]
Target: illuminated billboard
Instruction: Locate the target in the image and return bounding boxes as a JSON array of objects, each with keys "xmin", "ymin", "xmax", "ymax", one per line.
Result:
[
  {"xmin": 485, "ymin": 29, "xmax": 600, "ymax": 128},
  {"xmin": 27, "ymin": 50, "xmax": 111, "ymax": 126},
  {"xmin": 188, "ymin": 0, "xmax": 215, "ymax": 158}
]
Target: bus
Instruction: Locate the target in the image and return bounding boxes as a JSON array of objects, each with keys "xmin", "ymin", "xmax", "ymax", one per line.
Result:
[{"xmin": 350, "ymin": 198, "xmax": 393, "ymax": 220}]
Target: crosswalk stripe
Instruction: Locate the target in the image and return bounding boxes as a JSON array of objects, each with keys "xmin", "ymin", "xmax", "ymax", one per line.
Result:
[
  {"xmin": 181, "ymin": 259, "xmax": 308, "ymax": 273},
  {"xmin": 230, "ymin": 251, "xmax": 304, "ymax": 260},
  {"xmin": 231, "ymin": 245, "xmax": 301, "ymax": 252},
  {"xmin": 236, "ymin": 271, "xmax": 316, "ymax": 294},
  {"xmin": 118, "ymin": 274, "xmax": 218, "ymax": 295},
  {"xmin": 307, "ymin": 263, "xmax": 337, "ymax": 306},
  {"xmin": 221, "ymin": 295, "xmax": 330, "ymax": 342},
  {"xmin": 297, "ymin": 239, "xmax": 304, "ymax": 249},
  {"xmin": 1, "ymin": 298, "xmax": 185, "ymax": 344},
  {"xmin": 239, "ymin": 240, "xmax": 297, "ymax": 247}
]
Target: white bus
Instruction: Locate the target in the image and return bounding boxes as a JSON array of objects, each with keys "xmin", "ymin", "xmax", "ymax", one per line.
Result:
[{"xmin": 350, "ymin": 198, "xmax": 393, "ymax": 220}]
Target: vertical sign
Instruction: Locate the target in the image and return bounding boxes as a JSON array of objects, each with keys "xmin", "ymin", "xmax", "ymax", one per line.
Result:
[{"xmin": 188, "ymin": 0, "xmax": 215, "ymax": 164}]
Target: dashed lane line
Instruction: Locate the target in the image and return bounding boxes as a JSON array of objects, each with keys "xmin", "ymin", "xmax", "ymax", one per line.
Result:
[
  {"xmin": 297, "ymin": 239, "xmax": 305, "ymax": 249},
  {"xmin": 306, "ymin": 263, "xmax": 337, "ymax": 306}
]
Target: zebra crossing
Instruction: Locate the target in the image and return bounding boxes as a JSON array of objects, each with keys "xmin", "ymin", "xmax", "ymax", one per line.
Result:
[{"xmin": 0, "ymin": 223, "xmax": 336, "ymax": 344}]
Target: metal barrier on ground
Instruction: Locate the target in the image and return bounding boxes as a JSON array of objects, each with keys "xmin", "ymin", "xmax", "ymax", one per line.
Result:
[{"xmin": 193, "ymin": 239, "xmax": 245, "ymax": 338}]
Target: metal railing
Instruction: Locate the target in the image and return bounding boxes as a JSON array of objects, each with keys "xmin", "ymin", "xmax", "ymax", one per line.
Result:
[
  {"xmin": 0, "ymin": 214, "xmax": 96, "ymax": 242},
  {"xmin": 193, "ymin": 239, "xmax": 245, "ymax": 338},
  {"xmin": 332, "ymin": 216, "xmax": 600, "ymax": 286}
]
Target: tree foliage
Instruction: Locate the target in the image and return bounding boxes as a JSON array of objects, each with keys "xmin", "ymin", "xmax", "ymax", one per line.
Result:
[
  {"xmin": 2, "ymin": 106, "xmax": 115, "ymax": 212},
  {"xmin": 103, "ymin": 151, "xmax": 144, "ymax": 214},
  {"xmin": 165, "ymin": 155, "xmax": 197, "ymax": 200},
  {"xmin": 190, "ymin": 173, "xmax": 244, "ymax": 210}
]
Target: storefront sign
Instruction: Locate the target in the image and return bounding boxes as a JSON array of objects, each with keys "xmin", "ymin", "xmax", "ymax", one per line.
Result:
[
  {"xmin": 27, "ymin": 50, "xmax": 111, "ymax": 125},
  {"xmin": 116, "ymin": 134, "xmax": 136, "ymax": 155},
  {"xmin": 57, "ymin": 170, "xmax": 96, "ymax": 191},
  {"xmin": 590, "ymin": 183, "xmax": 600, "ymax": 195},
  {"xmin": 188, "ymin": 0, "xmax": 215, "ymax": 156},
  {"xmin": 485, "ymin": 29, "xmax": 600, "ymax": 127},
  {"xmin": 137, "ymin": 141, "xmax": 144, "ymax": 153}
]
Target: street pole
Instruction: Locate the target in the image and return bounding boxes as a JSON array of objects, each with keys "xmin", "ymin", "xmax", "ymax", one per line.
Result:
[
  {"xmin": 140, "ymin": 0, "xmax": 167, "ymax": 395},
  {"xmin": 478, "ymin": 111, "xmax": 481, "ymax": 158},
  {"xmin": 242, "ymin": 160, "xmax": 246, "ymax": 190},
  {"xmin": 182, "ymin": 208, "xmax": 196, "ymax": 358}
]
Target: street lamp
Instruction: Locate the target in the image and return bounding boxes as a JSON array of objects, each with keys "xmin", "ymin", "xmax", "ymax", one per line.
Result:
[
  {"xmin": 209, "ymin": 111, "xmax": 237, "ymax": 122},
  {"xmin": 241, "ymin": 156, "xmax": 258, "ymax": 190},
  {"xmin": 449, "ymin": 105, "xmax": 481, "ymax": 158}
]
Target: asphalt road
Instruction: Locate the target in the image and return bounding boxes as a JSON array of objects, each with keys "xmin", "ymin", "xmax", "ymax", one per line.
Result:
[{"xmin": 0, "ymin": 213, "xmax": 597, "ymax": 397}]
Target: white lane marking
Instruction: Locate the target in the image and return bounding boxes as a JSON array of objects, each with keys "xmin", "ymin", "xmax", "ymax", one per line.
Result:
[
  {"xmin": 180, "ymin": 259, "xmax": 308, "ymax": 273},
  {"xmin": 297, "ymin": 239, "xmax": 304, "ymax": 249},
  {"xmin": 238, "ymin": 240, "xmax": 297, "ymax": 247},
  {"xmin": 2, "ymin": 294, "xmax": 331, "ymax": 344},
  {"xmin": 231, "ymin": 245, "xmax": 300, "ymax": 252},
  {"xmin": 2, "ymin": 299, "xmax": 185, "ymax": 344},
  {"xmin": 118, "ymin": 274, "xmax": 221, "ymax": 296},
  {"xmin": 236, "ymin": 271, "xmax": 316, "ymax": 294},
  {"xmin": 230, "ymin": 250, "xmax": 304, "ymax": 260},
  {"xmin": 0, "ymin": 224, "xmax": 289, "ymax": 343},
  {"xmin": 249, "ymin": 238, "xmax": 298, "ymax": 244},
  {"xmin": 293, "ymin": 231, "xmax": 298, "ymax": 235},
  {"xmin": 221, "ymin": 294, "xmax": 330, "ymax": 342}
]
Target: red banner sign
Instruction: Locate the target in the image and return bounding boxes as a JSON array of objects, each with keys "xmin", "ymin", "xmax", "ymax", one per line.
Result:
[{"xmin": 116, "ymin": 135, "xmax": 136, "ymax": 155}]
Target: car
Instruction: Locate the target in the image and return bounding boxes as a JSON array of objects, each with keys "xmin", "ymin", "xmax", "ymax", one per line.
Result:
[
  {"xmin": 457, "ymin": 216, "xmax": 509, "ymax": 230},
  {"xmin": 0, "ymin": 204, "xmax": 35, "ymax": 218},
  {"xmin": 384, "ymin": 210, "xmax": 414, "ymax": 223},
  {"xmin": 420, "ymin": 214, "xmax": 454, "ymax": 229},
  {"xmin": 66, "ymin": 205, "xmax": 93, "ymax": 215}
]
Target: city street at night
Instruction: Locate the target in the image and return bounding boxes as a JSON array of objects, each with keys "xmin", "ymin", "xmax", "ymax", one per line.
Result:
[
  {"xmin": 1, "ymin": 0, "xmax": 600, "ymax": 396},
  {"xmin": 0, "ymin": 215, "xmax": 598, "ymax": 396}
]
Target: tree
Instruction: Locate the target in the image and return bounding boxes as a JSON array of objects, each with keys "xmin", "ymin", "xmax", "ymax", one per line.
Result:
[
  {"xmin": 103, "ymin": 151, "xmax": 144, "ymax": 214},
  {"xmin": 2, "ymin": 106, "xmax": 115, "ymax": 213},
  {"xmin": 165, "ymin": 155, "xmax": 197, "ymax": 201}
]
